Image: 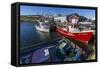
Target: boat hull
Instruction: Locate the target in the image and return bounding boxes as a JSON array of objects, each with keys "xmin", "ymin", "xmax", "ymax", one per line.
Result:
[
  {"xmin": 56, "ymin": 28, "xmax": 93, "ymax": 44},
  {"xmin": 36, "ymin": 25, "xmax": 49, "ymax": 32}
]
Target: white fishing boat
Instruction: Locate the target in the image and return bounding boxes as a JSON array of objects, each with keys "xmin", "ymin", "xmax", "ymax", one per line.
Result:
[{"xmin": 35, "ymin": 21, "xmax": 50, "ymax": 32}]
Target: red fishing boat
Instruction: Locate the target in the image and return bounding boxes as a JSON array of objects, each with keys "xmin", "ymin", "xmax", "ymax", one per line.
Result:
[{"xmin": 56, "ymin": 28, "xmax": 93, "ymax": 44}]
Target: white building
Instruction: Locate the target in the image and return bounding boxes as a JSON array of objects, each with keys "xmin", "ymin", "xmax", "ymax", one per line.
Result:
[
  {"xmin": 54, "ymin": 16, "xmax": 66, "ymax": 23},
  {"xmin": 79, "ymin": 22, "xmax": 92, "ymax": 24}
]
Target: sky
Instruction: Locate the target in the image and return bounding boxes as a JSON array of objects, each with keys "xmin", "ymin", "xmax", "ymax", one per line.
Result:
[{"xmin": 20, "ymin": 5, "xmax": 96, "ymax": 19}]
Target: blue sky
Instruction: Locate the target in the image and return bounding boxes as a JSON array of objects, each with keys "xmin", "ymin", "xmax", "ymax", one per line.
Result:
[{"xmin": 20, "ymin": 5, "xmax": 95, "ymax": 19}]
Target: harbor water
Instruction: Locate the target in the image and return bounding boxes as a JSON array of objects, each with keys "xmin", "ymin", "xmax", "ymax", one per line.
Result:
[{"xmin": 20, "ymin": 21, "xmax": 61, "ymax": 54}]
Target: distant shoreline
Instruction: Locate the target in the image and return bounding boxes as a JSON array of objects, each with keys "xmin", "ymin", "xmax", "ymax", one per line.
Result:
[{"xmin": 20, "ymin": 15, "xmax": 39, "ymax": 22}]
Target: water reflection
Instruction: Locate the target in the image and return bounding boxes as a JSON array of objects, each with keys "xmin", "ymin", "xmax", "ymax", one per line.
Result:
[{"xmin": 20, "ymin": 21, "xmax": 60, "ymax": 50}]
